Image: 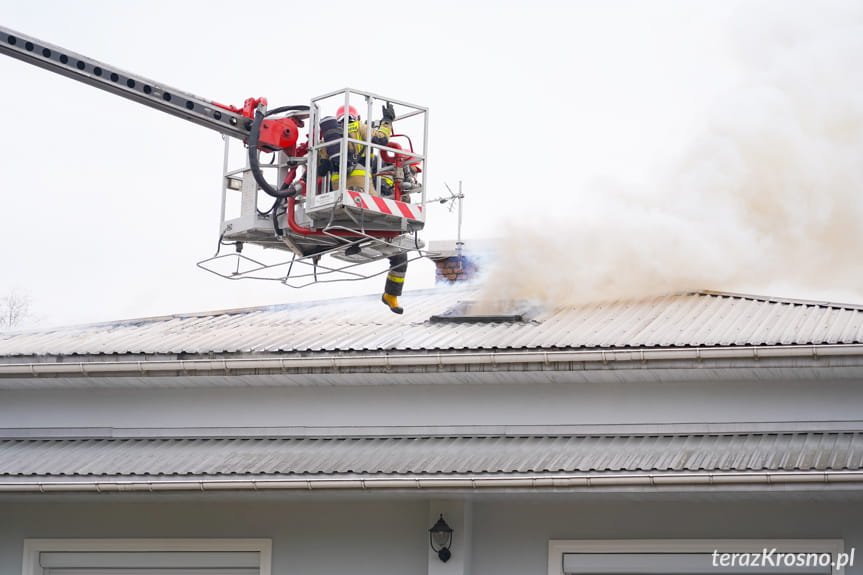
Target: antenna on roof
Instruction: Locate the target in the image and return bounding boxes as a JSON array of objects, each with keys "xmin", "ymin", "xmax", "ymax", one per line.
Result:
[{"xmin": 432, "ymin": 181, "xmax": 465, "ymax": 257}]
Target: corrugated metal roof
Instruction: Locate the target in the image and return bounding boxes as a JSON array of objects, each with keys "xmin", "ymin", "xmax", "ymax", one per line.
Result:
[
  {"xmin": 1, "ymin": 433, "xmax": 861, "ymax": 478},
  {"xmin": 2, "ymin": 289, "xmax": 863, "ymax": 357}
]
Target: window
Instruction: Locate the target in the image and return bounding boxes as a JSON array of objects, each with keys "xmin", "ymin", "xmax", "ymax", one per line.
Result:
[
  {"xmin": 22, "ymin": 539, "xmax": 271, "ymax": 575},
  {"xmin": 548, "ymin": 540, "xmax": 849, "ymax": 575}
]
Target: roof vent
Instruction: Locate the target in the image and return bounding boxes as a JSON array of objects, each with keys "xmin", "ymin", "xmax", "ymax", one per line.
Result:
[{"xmin": 430, "ymin": 300, "xmax": 533, "ymax": 324}]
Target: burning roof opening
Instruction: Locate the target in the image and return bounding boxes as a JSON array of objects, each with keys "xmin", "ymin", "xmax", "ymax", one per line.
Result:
[{"xmin": 429, "ymin": 300, "xmax": 535, "ymax": 324}]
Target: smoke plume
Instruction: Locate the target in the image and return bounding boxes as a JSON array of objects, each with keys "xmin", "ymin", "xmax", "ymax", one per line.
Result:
[{"xmin": 478, "ymin": 2, "xmax": 863, "ymax": 308}]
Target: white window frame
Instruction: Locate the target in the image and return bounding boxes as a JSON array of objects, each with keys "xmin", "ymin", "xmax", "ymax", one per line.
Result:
[
  {"xmin": 22, "ymin": 538, "xmax": 272, "ymax": 575},
  {"xmin": 548, "ymin": 539, "xmax": 848, "ymax": 575}
]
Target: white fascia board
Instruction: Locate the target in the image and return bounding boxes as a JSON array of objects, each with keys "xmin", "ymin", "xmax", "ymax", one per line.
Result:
[
  {"xmin": 4, "ymin": 420, "xmax": 863, "ymax": 439},
  {"xmin": 2, "ymin": 344, "xmax": 863, "ymax": 388},
  {"xmin": 3, "ymin": 470, "xmax": 863, "ymax": 494}
]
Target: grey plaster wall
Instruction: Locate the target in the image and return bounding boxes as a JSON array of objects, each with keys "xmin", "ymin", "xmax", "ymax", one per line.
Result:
[
  {"xmin": 2, "ymin": 378, "xmax": 863, "ymax": 430},
  {"xmin": 1, "ymin": 496, "xmax": 862, "ymax": 575},
  {"xmin": 471, "ymin": 497, "xmax": 863, "ymax": 575},
  {"xmin": 0, "ymin": 498, "xmax": 428, "ymax": 575}
]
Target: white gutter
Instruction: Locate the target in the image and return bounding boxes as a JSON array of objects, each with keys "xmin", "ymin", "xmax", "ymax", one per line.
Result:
[
  {"xmin": 2, "ymin": 470, "xmax": 863, "ymax": 493},
  {"xmin": 2, "ymin": 344, "xmax": 863, "ymax": 378}
]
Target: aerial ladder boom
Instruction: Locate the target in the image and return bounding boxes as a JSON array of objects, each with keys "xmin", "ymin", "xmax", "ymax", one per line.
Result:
[
  {"xmin": 0, "ymin": 25, "xmax": 254, "ymax": 140},
  {"xmin": 0, "ymin": 25, "xmax": 430, "ymax": 288}
]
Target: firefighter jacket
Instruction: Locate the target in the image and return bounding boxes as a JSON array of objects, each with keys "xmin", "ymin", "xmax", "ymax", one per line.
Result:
[{"xmin": 321, "ymin": 119, "xmax": 393, "ymax": 195}]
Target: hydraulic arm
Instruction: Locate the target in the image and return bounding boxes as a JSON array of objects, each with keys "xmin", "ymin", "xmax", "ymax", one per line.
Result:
[{"xmin": 0, "ymin": 25, "xmax": 253, "ymax": 140}]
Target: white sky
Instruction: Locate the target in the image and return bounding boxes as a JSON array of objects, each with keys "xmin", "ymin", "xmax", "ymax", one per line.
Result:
[{"xmin": 1, "ymin": 0, "xmax": 861, "ymax": 328}]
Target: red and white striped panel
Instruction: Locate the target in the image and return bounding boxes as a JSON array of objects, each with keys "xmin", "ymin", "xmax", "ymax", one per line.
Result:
[{"xmin": 345, "ymin": 190, "xmax": 425, "ymax": 221}]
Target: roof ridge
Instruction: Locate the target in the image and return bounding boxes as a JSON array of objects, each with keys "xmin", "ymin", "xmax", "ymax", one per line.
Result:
[
  {"xmin": 694, "ymin": 290, "xmax": 863, "ymax": 311},
  {"xmin": 3, "ymin": 285, "xmax": 477, "ymax": 333},
  {"xmin": 4, "ymin": 431, "xmax": 861, "ymax": 442}
]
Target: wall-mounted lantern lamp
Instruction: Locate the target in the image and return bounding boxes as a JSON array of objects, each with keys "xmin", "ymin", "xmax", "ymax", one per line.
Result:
[{"xmin": 429, "ymin": 514, "xmax": 453, "ymax": 562}]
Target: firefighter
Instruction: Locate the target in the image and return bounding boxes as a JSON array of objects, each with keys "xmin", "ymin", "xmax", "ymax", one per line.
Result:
[
  {"xmin": 319, "ymin": 103, "xmax": 394, "ymax": 194},
  {"xmin": 318, "ymin": 102, "xmax": 409, "ymax": 314}
]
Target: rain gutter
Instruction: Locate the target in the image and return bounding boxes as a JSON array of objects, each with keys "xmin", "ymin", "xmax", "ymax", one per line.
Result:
[
  {"xmin": 2, "ymin": 470, "xmax": 863, "ymax": 493},
  {"xmin": 1, "ymin": 344, "xmax": 863, "ymax": 378}
]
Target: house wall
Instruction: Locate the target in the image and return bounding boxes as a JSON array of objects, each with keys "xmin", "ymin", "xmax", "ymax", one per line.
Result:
[
  {"xmin": 3, "ymin": 366, "xmax": 862, "ymax": 574},
  {"xmin": 0, "ymin": 498, "xmax": 429, "ymax": 575},
  {"xmin": 472, "ymin": 497, "xmax": 863, "ymax": 575},
  {"xmin": 1, "ymin": 377, "xmax": 862, "ymax": 430},
  {"xmin": 1, "ymin": 496, "xmax": 861, "ymax": 575}
]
